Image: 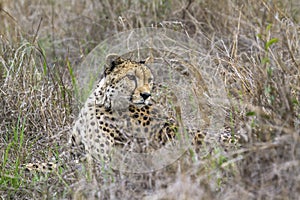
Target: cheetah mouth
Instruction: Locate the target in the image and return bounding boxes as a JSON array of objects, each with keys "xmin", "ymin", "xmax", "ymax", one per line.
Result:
[
  {"xmin": 144, "ymin": 99, "xmax": 153, "ymax": 106},
  {"xmin": 132, "ymin": 98, "xmax": 153, "ymax": 106}
]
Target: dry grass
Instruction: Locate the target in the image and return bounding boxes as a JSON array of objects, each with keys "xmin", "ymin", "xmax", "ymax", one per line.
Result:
[{"xmin": 0, "ymin": 0, "xmax": 299, "ymax": 199}]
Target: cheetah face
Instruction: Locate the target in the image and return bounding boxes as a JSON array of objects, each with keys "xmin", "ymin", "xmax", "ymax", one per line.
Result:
[
  {"xmin": 127, "ymin": 64, "xmax": 153, "ymax": 105},
  {"xmin": 100, "ymin": 56, "xmax": 154, "ymax": 110}
]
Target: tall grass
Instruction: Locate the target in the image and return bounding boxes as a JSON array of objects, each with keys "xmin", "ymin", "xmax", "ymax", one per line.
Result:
[{"xmin": 0, "ymin": 0, "xmax": 299, "ymax": 199}]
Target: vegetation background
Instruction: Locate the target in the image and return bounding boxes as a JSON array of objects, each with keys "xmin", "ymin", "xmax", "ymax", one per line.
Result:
[{"xmin": 0, "ymin": 0, "xmax": 299, "ymax": 199}]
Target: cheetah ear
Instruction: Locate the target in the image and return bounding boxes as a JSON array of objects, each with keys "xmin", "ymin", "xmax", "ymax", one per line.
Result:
[
  {"xmin": 139, "ymin": 55, "xmax": 154, "ymax": 64},
  {"xmin": 105, "ymin": 54, "xmax": 124, "ymax": 76},
  {"xmin": 105, "ymin": 54, "xmax": 119, "ymax": 66}
]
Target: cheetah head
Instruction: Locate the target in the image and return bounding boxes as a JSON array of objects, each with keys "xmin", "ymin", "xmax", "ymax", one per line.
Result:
[{"xmin": 97, "ymin": 55, "xmax": 154, "ymax": 110}]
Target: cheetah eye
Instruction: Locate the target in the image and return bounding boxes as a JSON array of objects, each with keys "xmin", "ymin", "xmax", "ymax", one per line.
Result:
[{"xmin": 127, "ymin": 74, "xmax": 136, "ymax": 80}]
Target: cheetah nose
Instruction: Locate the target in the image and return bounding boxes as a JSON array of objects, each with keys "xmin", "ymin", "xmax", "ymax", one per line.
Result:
[{"xmin": 140, "ymin": 92, "xmax": 151, "ymax": 100}]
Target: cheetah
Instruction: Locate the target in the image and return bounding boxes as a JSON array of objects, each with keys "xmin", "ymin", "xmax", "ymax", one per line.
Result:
[
  {"xmin": 24, "ymin": 55, "xmax": 239, "ymax": 172},
  {"xmin": 70, "ymin": 55, "xmax": 239, "ymax": 171},
  {"xmin": 71, "ymin": 55, "xmax": 182, "ymax": 166}
]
